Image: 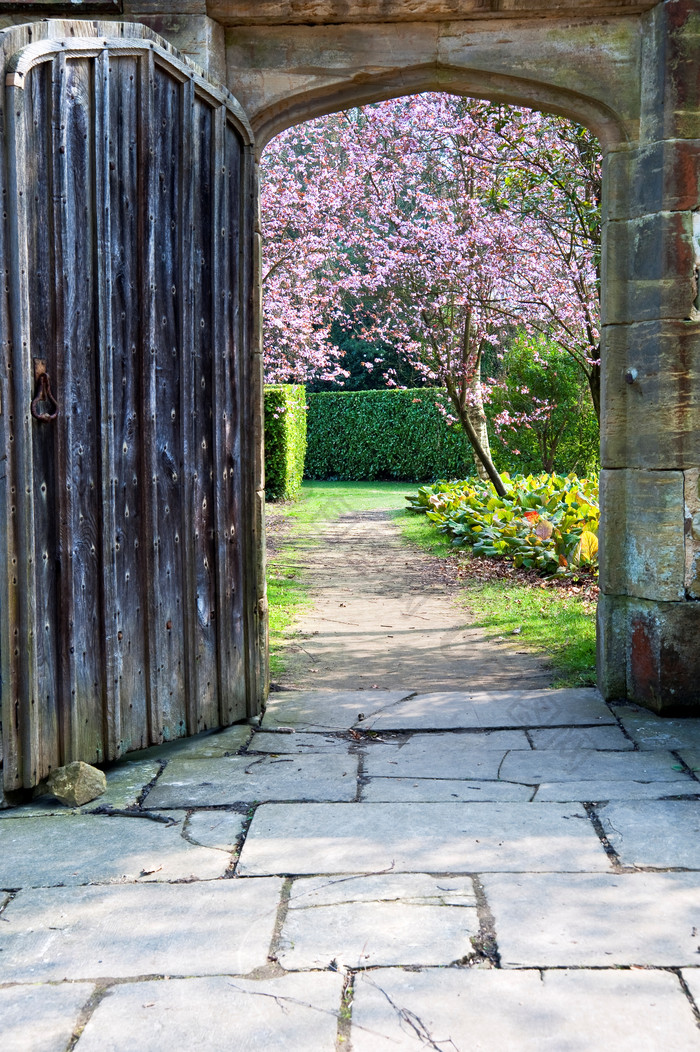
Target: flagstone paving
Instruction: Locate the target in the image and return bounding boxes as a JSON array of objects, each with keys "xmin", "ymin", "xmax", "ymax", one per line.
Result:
[{"xmin": 1, "ymin": 686, "xmax": 700, "ymax": 1050}]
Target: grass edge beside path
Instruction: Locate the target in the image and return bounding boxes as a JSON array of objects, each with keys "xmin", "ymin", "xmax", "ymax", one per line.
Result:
[
  {"xmin": 266, "ymin": 481, "xmax": 415, "ymax": 679},
  {"xmin": 394, "ymin": 508, "xmax": 597, "ymax": 689}
]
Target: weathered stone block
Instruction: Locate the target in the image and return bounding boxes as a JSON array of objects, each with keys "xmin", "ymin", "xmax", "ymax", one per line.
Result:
[
  {"xmin": 684, "ymin": 467, "xmax": 700, "ymax": 597},
  {"xmin": 210, "ymin": 1, "xmax": 663, "ymax": 26},
  {"xmin": 601, "ymin": 320, "xmax": 700, "ymax": 469},
  {"xmin": 596, "ymin": 593, "xmax": 628, "ymax": 699},
  {"xmin": 639, "ymin": 0, "xmax": 700, "ymax": 143},
  {"xmin": 604, "ymin": 141, "xmax": 700, "ymax": 222},
  {"xmin": 123, "ymin": 13, "xmax": 226, "ymax": 80},
  {"xmin": 627, "ymin": 597, "xmax": 700, "ymax": 712},
  {"xmin": 599, "ymin": 470, "xmax": 686, "ymax": 601},
  {"xmin": 602, "ymin": 212, "xmax": 697, "ymax": 326},
  {"xmin": 46, "ymin": 761, "xmax": 106, "ymax": 807},
  {"xmin": 598, "ymin": 592, "xmax": 700, "ymax": 713}
]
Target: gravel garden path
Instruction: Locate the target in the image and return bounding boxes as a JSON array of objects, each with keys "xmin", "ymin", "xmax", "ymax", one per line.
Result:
[{"xmin": 271, "ymin": 506, "xmax": 551, "ymax": 693}]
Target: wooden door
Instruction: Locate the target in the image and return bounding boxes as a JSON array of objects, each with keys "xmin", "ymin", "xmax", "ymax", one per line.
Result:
[{"xmin": 0, "ymin": 22, "xmax": 264, "ymax": 791}]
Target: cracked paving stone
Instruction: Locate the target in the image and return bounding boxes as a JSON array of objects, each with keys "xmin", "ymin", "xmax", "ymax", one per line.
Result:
[
  {"xmin": 73, "ymin": 972, "xmax": 344, "ymax": 1052},
  {"xmin": 597, "ymin": 800, "xmax": 700, "ymax": 868},
  {"xmin": 358, "ymin": 689, "xmax": 615, "ymax": 731},
  {"xmin": 0, "ymin": 879, "xmax": 283, "ymax": 981},
  {"xmin": 237, "ymin": 802, "xmax": 609, "ymax": 875},
  {"xmin": 180, "ymin": 810, "xmax": 247, "ymax": 850},
  {"xmin": 142, "ymin": 753, "xmax": 359, "ymax": 808},
  {"xmin": 363, "ymin": 731, "xmax": 528, "ymax": 779},
  {"xmin": 681, "ymin": 971, "xmax": 700, "ymax": 1014},
  {"xmin": 362, "ymin": 778, "xmax": 534, "ymax": 802},
  {"xmin": 278, "ymin": 873, "xmax": 478, "ymax": 969},
  {"xmin": 528, "ymin": 726, "xmax": 633, "ymax": 750},
  {"xmin": 248, "ymin": 731, "xmax": 353, "ymax": 754},
  {"xmin": 0, "ymin": 815, "xmax": 229, "ymax": 887},
  {"xmin": 533, "ymin": 781, "xmax": 700, "ymax": 802},
  {"xmin": 262, "ymin": 690, "xmax": 413, "ymax": 731},
  {"xmin": 126, "ymin": 724, "xmax": 253, "ymax": 761},
  {"xmin": 0, "ymin": 983, "xmax": 94, "ymax": 1052},
  {"xmin": 350, "ymin": 967, "xmax": 700, "ymax": 1051},
  {"xmin": 612, "ymin": 706, "xmax": 700, "ymax": 752},
  {"xmin": 484, "ymin": 872, "xmax": 700, "ymax": 966},
  {"xmin": 679, "ymin": 749, "xmax": 700, "ymax": 776},
  {"xmin": 498, "ymin": 749, "xmax": 691, "ymax": 785}
]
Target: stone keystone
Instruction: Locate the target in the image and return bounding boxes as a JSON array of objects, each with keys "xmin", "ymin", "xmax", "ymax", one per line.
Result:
[{"xmin": 46, "ymin": 761, "xmax": 107, "ymax": 807}]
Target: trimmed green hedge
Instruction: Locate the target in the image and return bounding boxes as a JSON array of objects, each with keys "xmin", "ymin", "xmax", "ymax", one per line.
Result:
[
  {"xmin": 264, "ymin": 385, "xmax": 308, "ymax": 501},
  {"xmin": 305, "ymin": 389, "xmax": 473, "ymax": 481}
]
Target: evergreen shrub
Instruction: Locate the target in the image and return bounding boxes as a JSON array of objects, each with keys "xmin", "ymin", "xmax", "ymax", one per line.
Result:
[
  {"xmin": 264, "ymin": 384, "xmax": 308, "ymax": 500},
  {"xmin": 305, "ymin": 389, "xmax": 473, "ymax": 481}
]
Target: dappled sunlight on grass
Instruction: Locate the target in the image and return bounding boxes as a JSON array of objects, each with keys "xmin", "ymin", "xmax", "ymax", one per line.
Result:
[{"xmin": 463, "ymin": 582, "xmax": 596, "ymax": 688}]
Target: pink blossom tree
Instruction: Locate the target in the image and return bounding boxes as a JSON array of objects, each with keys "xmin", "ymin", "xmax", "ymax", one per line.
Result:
[{"xmin": 261, "ymin": 94, "xmax": 601, "ymax": 493}]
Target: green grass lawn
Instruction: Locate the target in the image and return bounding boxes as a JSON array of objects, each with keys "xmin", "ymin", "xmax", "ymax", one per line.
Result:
[
  {"xmin": 267, "ymin": 480, "xmax": 597, "ymax": 688},
  {"xmin": 284, "ymin": 480, "xmax": 415, "ymax": 521},
  {"xmin": 463, "ymin": 582, "xmax": 597, "ymax": 688}
]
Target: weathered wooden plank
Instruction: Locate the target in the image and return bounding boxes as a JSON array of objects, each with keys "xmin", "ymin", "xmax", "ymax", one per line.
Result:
[
  {"xmin": 179, "ymin": 75, "xmax": 198, "ymax": 736},
  {"xmin": 7, "ymin": 72, "xmax": 44, "ymax": 787},
  {"xmin": 0, "ymin": 29, "xmax": 21, "ymax": 787},
  {"xmin": 50, "ymin": 51, "xmax": 79, "ymax": 769},
  {"xmin": 211, "ymin": 111, "xmax": 246, "ymax": 725},
  {"xmin": 245, "ymin": 146, "xmax": 268, "ymax": 713},
  {"xmin": 108, "ymin": 53, "xmax": 149, "ymax": 752},
  {"xmin": 139, "ymin": 48, "xmax": 163, "ymax": 745},
  {"xmin": 151, "ymin": 61, "xmax": 187, "ymax": 740},
  {"xmin": 2, "ymin": 26, "xmax": 44, "ymax": 789},
  {"xmin": 190, "ymin": 91, "xmax": 219, "ymax": 731},
  {"xmin": 95, "ymin": 47, "xmax": 120, "ymax": 759},
  {"xmin": 62, "ymin": 56, "xmax": 104, "ymax": 764},
  {"xmin": 25, "ymin": 60, "xmax": 61, "ymax": 778}
]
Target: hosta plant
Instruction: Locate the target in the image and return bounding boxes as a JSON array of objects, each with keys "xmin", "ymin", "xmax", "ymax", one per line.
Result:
[{"xmin": 406, "ymin": 473, "xmax": 599, "ymax": 577}]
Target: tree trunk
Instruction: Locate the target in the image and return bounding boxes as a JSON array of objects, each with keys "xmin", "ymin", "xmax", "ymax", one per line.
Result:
[
  {"xmin": 465, "ymin": 372, "xmax": 492, "ymax": 483},
  {"xmin": 444, "ymin": 375, "xmax": 507, "ymax": 497},
  {"xmin": 588, "ymin": 360, "xmax": 601, "ymax": 422}
]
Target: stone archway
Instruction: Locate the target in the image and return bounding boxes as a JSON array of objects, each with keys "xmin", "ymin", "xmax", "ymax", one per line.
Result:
[
  {"xmin": 221, "ymin": 2, "xmax": 700, "ymax": 714},
  {"xmin": 0, "ymin": 1, "xmax": 695, "ymax": 715}
]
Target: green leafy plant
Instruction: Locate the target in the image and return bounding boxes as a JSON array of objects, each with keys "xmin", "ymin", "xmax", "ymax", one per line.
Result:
[
  {"xmin": 407, "ymin": 473, "xmax": 599, "ymax": 577},
  {"xmin": 264, "ymin": 385, "xmax": 308, "ymax": 501}
]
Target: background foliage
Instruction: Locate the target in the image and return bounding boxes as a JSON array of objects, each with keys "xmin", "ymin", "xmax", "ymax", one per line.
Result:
[
  {"xmin": 264, "ymin": 385, "xmax": 308, "ymax": 501},
  {"xmin": 305, "ymin": 389, "xmax": 474, "ymax": 481},
  {"xmin": 486, "ymin": 333, "xmax": 599, "ymax": 476}
]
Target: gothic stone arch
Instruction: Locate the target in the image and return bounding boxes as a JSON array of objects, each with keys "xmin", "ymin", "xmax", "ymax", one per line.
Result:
[{"xmin": 1, "ymin": 1, "xmax": 698, "ymax": 718}]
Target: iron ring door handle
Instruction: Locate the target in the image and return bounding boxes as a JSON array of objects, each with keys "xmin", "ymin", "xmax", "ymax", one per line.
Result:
[{"xmin": 31, "ymin": 370, "xmax": 59, "ymax": 422}]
